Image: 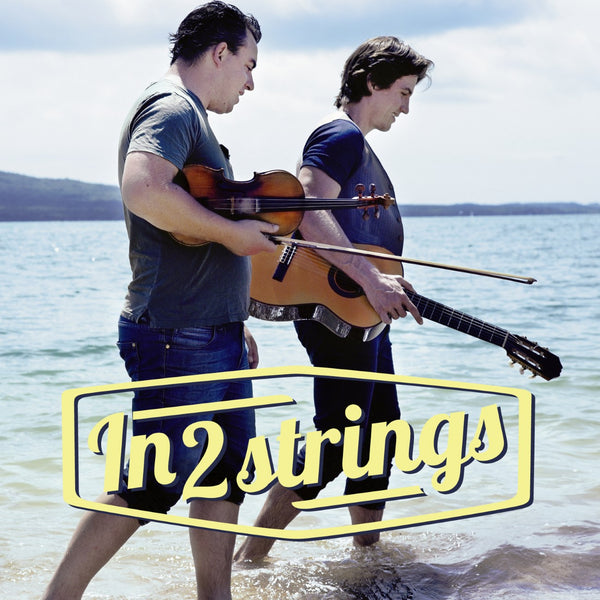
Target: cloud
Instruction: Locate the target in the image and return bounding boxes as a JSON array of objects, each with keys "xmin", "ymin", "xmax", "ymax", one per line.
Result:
[
  {"xmin": 0, "ymin": 45, "xmax": 167, "ymax": 184},
  {"xmin": 255, "ymin": 0, "xmax": 542, "ymax": 49},
  {"xmin": 0, "ymin": 0, "xmax": 177, "ymax": 52},
  {"xmin": 1, "ymin": 0, "xmax": 598, "ymax": 205},
  {"xmin": 1, "ymin": 0, "xmax": 541, "ymax": 51},
  {"xmin": 378, "ymin": 0, "xmax": 600, "ymax": 205},
  {"xmin": 217, "ymin": 0, "xmax": 600, "ymax": 204}
]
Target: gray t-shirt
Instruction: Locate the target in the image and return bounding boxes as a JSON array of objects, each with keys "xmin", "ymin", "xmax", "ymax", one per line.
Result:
[{"xmin": 117, "ymin": 79, "xmax": 250, "ymax": 328}]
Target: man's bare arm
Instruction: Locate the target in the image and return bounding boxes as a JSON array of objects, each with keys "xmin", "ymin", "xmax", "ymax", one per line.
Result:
[
  {"xmin": 297, "ymin": 165, "xmax": 422, "ymax": 325},
  {"xmin": 121, "ymin": 151, "xmax": 278, "ymax": 256}
]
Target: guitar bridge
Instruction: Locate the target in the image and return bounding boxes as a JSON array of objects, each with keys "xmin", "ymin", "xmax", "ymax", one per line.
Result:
[{"xmin": 272, "ymin": 244, "xmax": 297, "ymax": 282}]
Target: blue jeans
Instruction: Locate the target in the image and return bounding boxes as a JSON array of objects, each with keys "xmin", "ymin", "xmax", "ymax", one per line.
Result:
[
  {"xmin": 293, "ymin": 321, "xmax": 399, "ymax": 510},
  {"xmin": 116, "ymin": 316, "xmax": 254, "ymax": 517}
]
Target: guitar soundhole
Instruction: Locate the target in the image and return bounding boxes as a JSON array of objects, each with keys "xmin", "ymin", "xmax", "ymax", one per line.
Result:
[{"xmin": 327, "ymin": 267, "xmax": 364, "ymax": 299}]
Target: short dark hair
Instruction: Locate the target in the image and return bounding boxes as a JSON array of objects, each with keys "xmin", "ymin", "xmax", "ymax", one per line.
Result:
[
  {"xmin": 169, "ymin": 1, "xmax": 261, "ymax": 65},
  {"xmin": 335, "ymin": 36, "xmax": 433, "ymax": 108}
]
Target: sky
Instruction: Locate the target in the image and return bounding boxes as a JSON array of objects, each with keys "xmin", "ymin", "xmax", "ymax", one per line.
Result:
[{"xmin": 1, "ymin": 0, "xmax": 598, "ymax": 205}]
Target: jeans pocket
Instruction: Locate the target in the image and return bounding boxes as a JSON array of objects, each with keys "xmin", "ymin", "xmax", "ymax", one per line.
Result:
[
  {"xmin": 117, "ymin": 340, "xmax": 141, "ymax": 381},
  {"xmin": 172, "ymin": 326, "xmax": 216, "ymax": 349}
]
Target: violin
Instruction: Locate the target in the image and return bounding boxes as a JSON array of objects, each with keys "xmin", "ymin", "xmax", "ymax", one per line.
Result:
[{"xmin": 171, "ymin": 164, "xmax": 394, "ymax": 246}]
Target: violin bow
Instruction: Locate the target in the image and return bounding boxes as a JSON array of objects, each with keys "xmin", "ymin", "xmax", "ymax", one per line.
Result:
[{"xmin": 270, "ymin": 235, "xmax": 537, "ymax": 285}]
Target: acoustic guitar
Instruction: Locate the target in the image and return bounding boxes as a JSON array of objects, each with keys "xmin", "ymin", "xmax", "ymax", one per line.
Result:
[{"xmin": 250, "ymin": 243, "xmax": 562, "ymax": 381}]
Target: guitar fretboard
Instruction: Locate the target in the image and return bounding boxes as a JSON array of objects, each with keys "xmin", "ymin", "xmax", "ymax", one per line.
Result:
[{"xmin": 406, "ymin": 290, "xmax": 512, "ymax": 349}]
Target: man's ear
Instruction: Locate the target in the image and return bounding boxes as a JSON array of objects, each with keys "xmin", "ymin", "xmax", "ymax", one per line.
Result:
[
  {"xmin": 366, "ymin": 75, "xmax": 378, "ymax": 93},
  {"xmin": 211, "ymin": 41, "xmax": 229, "ymax": 66}
]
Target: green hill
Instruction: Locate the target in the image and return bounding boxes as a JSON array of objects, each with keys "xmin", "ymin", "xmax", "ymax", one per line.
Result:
[
  {"xmin": 0, "ymin": 171, "xmax": 123, "ymax": 221},
  {"xmin": 1, "ymin": 170, "xmax": 598, "ymax": 221}
]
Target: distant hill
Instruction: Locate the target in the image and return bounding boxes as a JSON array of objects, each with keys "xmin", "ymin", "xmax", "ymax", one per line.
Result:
[
  {"xmin": 1, "ymin": 170, "xmax": 598, "ymax": 221},
  {"xmin": 0, "ymin": 171, "xmax": 123, "ymax": 221}
]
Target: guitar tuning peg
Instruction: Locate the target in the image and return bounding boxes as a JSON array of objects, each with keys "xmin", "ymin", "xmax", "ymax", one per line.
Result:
[
  {"xmin": 362, "ymin": 210, "xmax": 370, "ymax": 221},
  {"xmin": 519, "ymin": 367, "xmax": 525, "ymax": 375},
  {"xmin": 355, "ymin": 183, "xmax": 365, "ymax": 199},
  {"xmin": 370, "ymin": 183, "xmax": 377, "ymax": 197}
]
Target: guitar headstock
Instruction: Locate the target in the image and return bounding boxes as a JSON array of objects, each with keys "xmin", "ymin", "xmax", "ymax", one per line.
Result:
[
  {"xmin": 505, "ymin": 334, "xmax": 562, "ymax": 381},
  {"xmin": 354, "ymin": 183, "xmax": 395, "ymax": 219}
]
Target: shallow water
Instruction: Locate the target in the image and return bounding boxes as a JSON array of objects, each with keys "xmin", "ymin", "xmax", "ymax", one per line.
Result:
[{"xmin": 0, "ymin": 215, "xmax": 598, "ymax": 598}]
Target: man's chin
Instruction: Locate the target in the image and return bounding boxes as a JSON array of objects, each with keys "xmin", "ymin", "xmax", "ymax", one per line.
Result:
[{"xmin": 213, "ymin": 104, "xmax": 235, "ymax": 115}]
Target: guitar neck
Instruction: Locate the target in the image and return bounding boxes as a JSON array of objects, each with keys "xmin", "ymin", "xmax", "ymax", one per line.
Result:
[{"xmin": 406, "ymin": 290, "xmax": 512, "ymax": 349}]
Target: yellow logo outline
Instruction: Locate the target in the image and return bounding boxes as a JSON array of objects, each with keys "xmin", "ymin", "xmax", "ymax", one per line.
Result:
[{"xmin": 62, "ymin": 365, "xmax": 534, "ymax": 540}]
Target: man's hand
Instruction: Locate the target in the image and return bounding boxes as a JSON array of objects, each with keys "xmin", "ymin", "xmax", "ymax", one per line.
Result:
[
  {"xmin": 222, "ymin": 220, "xmax": 279, "ymax": 256},
  {"xmin": 243, "ymin": 325, "xmax": 259, "ymax": 368},
  {"xmin": 361, "ymin": 271, "xmax": 423, "ymax": 325}
]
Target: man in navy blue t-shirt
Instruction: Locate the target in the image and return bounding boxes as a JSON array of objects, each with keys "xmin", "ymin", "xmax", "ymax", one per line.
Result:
[{"xmin": 236, "ymin": 36, "xmax": 433, "ymax": 561}]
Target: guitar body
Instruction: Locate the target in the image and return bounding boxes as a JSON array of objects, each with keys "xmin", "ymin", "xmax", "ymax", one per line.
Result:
[
  {"xmin": 250, "ymin": 244, "xmax": 402, "ymax": 341},
  {"xmin": 250, "ymin": 243, "xmax": 562, "ymax": 380}
]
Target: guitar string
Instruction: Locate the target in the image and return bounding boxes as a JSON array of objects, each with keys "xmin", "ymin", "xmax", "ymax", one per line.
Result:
[
  {"xmin": 265, "ymin": 244, "xmax": 559, "ymax": 377},
  {"xmin": 273, "ymin": 244, "xmax": 511, "ymax": 343},
  {"xmin": 264, "ymin": 245, "xmax": 560, "ymax": 377}
]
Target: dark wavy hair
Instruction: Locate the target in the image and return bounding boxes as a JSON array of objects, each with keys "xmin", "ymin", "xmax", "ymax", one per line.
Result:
[
  {"xmin": 169, "ymin": 1, "xmax": 261, "ymax": 65},
  {"xmin": 335, "ymin": 36, "xmax": 433, "ymax": 108}
]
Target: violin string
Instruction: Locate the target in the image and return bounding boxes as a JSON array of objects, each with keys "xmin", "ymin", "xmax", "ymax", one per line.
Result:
[{"xmin": 203, "ymin": 198, "xmax": 380, "ymax": 211}]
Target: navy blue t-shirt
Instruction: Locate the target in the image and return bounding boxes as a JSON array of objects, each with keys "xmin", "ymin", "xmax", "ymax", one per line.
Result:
[
  {"xmin": 301, "ymin": 119, "xmax": 364, "ymax": 187},
  {"xmin": 300, "ymin": 115, "xmax": 405, "ymax": 256}
]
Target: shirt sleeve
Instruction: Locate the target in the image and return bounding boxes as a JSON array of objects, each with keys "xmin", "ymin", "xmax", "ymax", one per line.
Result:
[
  {"xmin": 301, "ymin": 119, "xmax": 365, "ymax": 187},
  {"xmin": 127, "ymin": 93, "xmax": 199, "ymax": 171}
]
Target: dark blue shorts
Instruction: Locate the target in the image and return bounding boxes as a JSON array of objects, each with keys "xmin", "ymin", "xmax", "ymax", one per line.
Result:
[{"xmin": 116, "ymin": 316, "xmax": 254, "ymax": 518}]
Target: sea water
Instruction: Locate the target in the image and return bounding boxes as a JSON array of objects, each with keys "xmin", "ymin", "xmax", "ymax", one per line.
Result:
[{"xmin": 0, "ymin": 214, "xmax": 598, "ymax": 599}]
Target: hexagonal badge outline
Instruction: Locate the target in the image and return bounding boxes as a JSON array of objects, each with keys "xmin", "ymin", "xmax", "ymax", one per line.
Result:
[{"xmin": 61, "ymin": 365, "xmax": 534, "ymax": 540}]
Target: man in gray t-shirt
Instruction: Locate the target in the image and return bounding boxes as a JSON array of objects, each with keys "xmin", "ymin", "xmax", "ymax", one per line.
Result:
[
  {"xmin": 43, "ymin": 4, "xmax": 277, "ymax": 600},
  {"xmin": 118, "ymin": 78, "xmax": 254, "ymax": 328}
]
